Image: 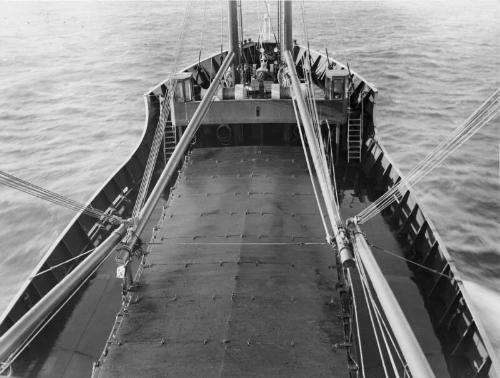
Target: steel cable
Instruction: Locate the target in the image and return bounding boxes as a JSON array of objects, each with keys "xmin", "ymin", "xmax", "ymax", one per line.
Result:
[
  {"xmin": 0, "ymin": 170, "xmax": 118, "ymax": 223},
  {"xmin": 291, "ymin": 96, "xmax": 332, "ymax": 240},
  {"xmin": 353, "ymin": 240, "xmax": 390, "ymax": 377},
  {"xmin": 356, "ymin": 88, "xmax": 500, "ymax": 224},
  {"xmin": 354, "ymin": 241, "xmax": 409, "ymax": 376},
  {"xmin": 132, "ymin": 1, "xmax": 194, "ymax": 218}
]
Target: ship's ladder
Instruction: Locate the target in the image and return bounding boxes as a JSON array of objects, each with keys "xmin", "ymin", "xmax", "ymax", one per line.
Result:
[
  {"xmin": 347, "ymin": 112, "xmax": 362, "ymax": 163},
  {"xmin": 163, "ymin": 119, "xmax": 177, "ymax": 163}
]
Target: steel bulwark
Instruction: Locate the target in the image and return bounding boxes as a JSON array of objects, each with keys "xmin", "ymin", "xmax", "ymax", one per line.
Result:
[{"xmin": 0, "ymin": 223, "xmax": 128, "ymax": 372}]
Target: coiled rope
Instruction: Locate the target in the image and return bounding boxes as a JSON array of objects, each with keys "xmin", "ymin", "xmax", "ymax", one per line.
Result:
[{"xmin": 356, "ymin": 87, "xmax": 500, "ymax": 224}]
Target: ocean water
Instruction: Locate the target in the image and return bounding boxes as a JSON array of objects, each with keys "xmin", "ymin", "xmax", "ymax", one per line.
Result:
[{"xmin": 0, "ymin": 0, "xmax": 498, "ymax": 353}]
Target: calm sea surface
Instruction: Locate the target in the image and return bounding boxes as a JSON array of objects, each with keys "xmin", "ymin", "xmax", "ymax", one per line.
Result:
[{"xmin": 1, "ymin": 0, "xmax": 499, "ymax": 352}]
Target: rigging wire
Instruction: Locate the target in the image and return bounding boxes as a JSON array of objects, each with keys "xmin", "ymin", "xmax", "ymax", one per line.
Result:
[
  {"xmin": 132, "ymin": 1, "xmax": 194, "ymax": 219},
  {"xmin": 238, "ymin": 0, "xmax": 245, "ymax": 65},
  {"xmin": 356, "ymin": 245, "xmax": 407, "ymax": 376},
  {"xmin": 277, "ymin": 0, "xmax": 281, "ymax": 50},
  {"xmin": 132, "ymin": 97, "xmax": 171, "ymax": 217},
  {"xmin": 369, "ymin": 242, "xmax": 454, "ymax": 280},
  {"xmin": 220, "ymin": 0, "xmax": 225, "ymax": 56},
  {"xmin": 30, "ymin": 248, "xmax": 96, "ymax": 279},
  {"xmin": 366, "ymin": 273, "xmax": 401, "ymax": 378},
  {"xmin": 0, "ymin": 244, "xmax": 116, "ymax": 374},
  {"xmin": 356, "ymin": 88, "xmax": 500, "ymax": 224},
  {"xmin": 0, "ymin": 170, "xmax": 120, "ymax": 224},
  {"xmin": 328, "ymin": 2, "xmax": 349, "ymax": 65},
  {"xmin": 199, "ymin": 0, "xmax": 208, "ymax": 56},
  {"xmin": 353, "ymin": 232, "xmax": 441, "ymax": 377},
  {"xmin": 353, "ymin": 241, "xmax": 390, "ymax": 378},
  {"xmin": 353, "ymin": 237, "xmax": 411, "ymax": 377},
  {"xmin": 372, "ymin": 298, "xmax": 410, "ymax": 377},
  {"xmin": 262, "ymin": 0, "xmax": 280, "ymax": 45},
  {"xmin": 296, "ymin": 8, "xmax": 342, "ymax": 227},
  {"xmin": 291, "ymin": 96, "xmax": 332, "ymax": 240},
  {"xmin": 359, "ymin": 89, "xmax": 499, "ymax": 223},
  {"xmin": 195, "ymin": 0, "xmax": 209, "ymax": 84},
  {"xmin": 325, "ymin": 120, "xmax": 341, "ymax": 208},
  {"xmin": 347, "ymin": 269, "xmax": 365, "ymax": 378}
]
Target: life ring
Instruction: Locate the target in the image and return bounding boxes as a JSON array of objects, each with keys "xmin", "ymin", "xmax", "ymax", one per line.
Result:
[{"xmin": 216, "ymin": 124, "xmax": 232, "ymax": 145}]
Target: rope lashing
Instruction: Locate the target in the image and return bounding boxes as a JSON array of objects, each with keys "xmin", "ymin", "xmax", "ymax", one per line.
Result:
[
  {"xmin": 356, "ymin": 87, "xmax": 500, "ymax": 224},
  {"xmin": 0, "ymin": 170, "xmax": 123, "ymax": 225}
]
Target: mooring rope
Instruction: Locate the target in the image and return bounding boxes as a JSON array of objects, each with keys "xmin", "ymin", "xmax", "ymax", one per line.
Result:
[{"xmin": 356, "ymin": 88, "xmax": 500, "ymax": 224}]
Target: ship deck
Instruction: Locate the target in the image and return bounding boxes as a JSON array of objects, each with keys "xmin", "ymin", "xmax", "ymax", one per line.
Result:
[
  {"xmin": 10, "ymin": 145, "xmax": 453, "ymax": 377},
  {"xmin": 98, "ymin": 146, "xmax": 346, "ymax": 377},
  {"xmin": 97, "ymin": 146, "xmax": 450, "ymax": 377}
]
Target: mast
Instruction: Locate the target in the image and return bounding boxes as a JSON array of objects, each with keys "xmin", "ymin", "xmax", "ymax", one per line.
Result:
[
  {"xmin": 228, "ymin": 0, "xmax": 240, "ymax": 84},
  {"xmin": 282, "ymin": 0, "xmax": 293, "ymax": 57}
]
